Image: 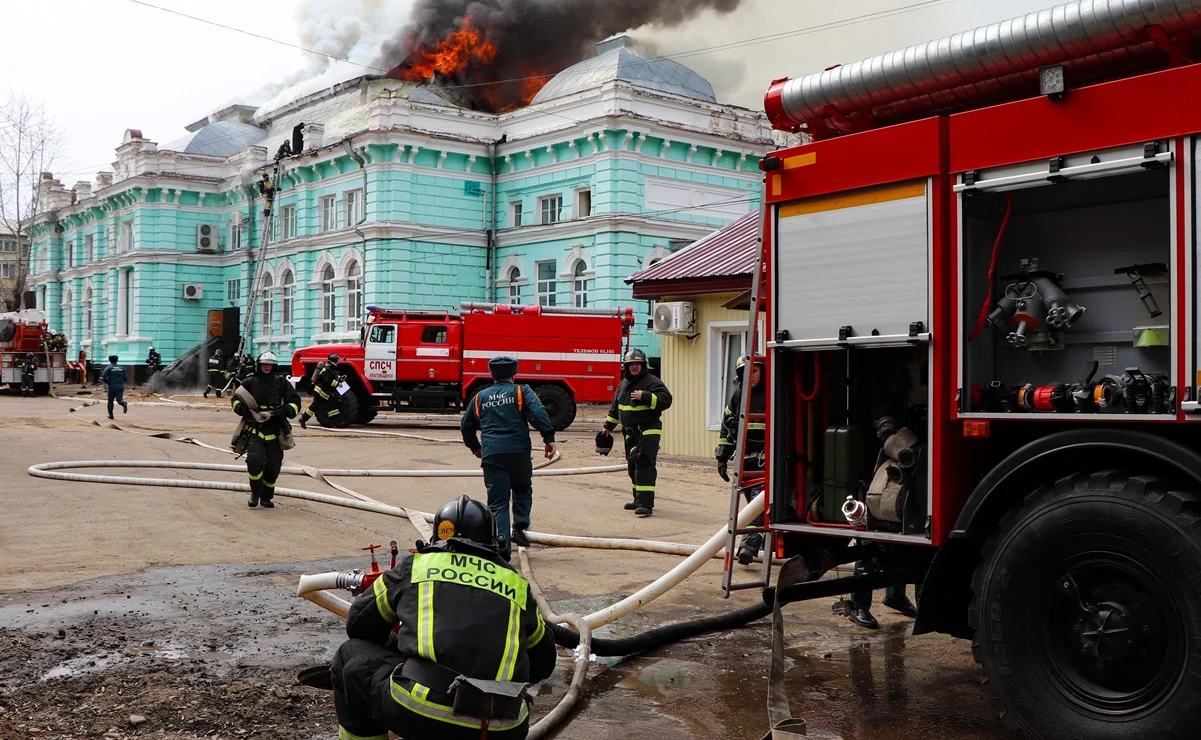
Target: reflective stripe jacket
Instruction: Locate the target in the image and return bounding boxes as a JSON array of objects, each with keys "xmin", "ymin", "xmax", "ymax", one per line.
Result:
[
  {"xmin": 310, "ymin": 362, "xmax": 341, "ymax": 400},
  {"xmin": 719, "ymin": 381, "xmax": 766, "ymax": 456},
  {"xmin": 346, "ymin": 541, "xmax": 556, "ymax": 727},
  {"xmin": 460, "ymin": 381, "xmax": 555, "ymax": 457},
  {"xmin": 602, "ymin": 371, "xmax": 672, "ymax": 433},
  {"xmin": 231, "ymin": 373, "xmax": 300, "ymax": 439}
]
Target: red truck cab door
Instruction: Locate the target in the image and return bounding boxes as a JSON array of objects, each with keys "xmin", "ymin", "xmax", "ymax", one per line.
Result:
[
  {"xmin": 414, "ymin": 323, "xmax": 461, "ymax": 383},
  {"xmin": 364, "ymin": 322, "xmax": 398, "ymax": 382}
]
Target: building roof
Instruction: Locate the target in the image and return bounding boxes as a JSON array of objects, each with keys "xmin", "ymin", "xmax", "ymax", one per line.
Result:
[
  {"xmin": 628, "ymin": 210, "xmax": 759, "ymax": 298},
  {"xmin": 531, "ymin": 36, "xmax": 716, "ymax": 105},
  {"xmin": 163, "ymin": 120, "xmax": 266, "ymax": 157}
]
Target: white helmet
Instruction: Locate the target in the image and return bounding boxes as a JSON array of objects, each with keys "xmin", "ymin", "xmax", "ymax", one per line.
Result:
[{"xmin": 256, "ymin": 351, "xmax": 278, "ymax": 368}]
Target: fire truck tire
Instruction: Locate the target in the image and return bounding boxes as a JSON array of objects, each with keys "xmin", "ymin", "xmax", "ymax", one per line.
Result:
[
  {"xmin": 355, "ymin": 394, "xmax": 377, "ymax": 425},
  {"xmin": 335, "ymin": 391, "xmax": 358, "ymax": 428},
  {"xmin": 34, "ymin": 382, "xmax": 50, "ymax": 396},
  {"xmin": 534, "ymin": 385, "xmax": 575, "ymax": 431},
  {"xmin": 969, "ymin": 470, "xmax": 1201, "ymax": 739}
]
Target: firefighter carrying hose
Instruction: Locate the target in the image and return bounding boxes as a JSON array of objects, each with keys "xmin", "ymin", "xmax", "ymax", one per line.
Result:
[
  {"xmin": 298, "ymin": 353, "xmax": 344, "ymax": 430},
  {"xmin": 20, "ymin": 353, "xmax": 37, "ymax": 397},
  {"xmin": 230, "ymin": 351, "xmax": 300, "ymax": 508},
  {"xmin": 204, "ymin": 348, "xmax": 225, "ymax": 398},
  {"xmin": 717, "ymin": 356, "xmax": 766, "ymax": 565},
  {"xmin": 331, "ymin": 495, "xmax": 556, "ymax": 740},
  {"xmin": 601, "ymin": 348, "xmax": 672, "ymax": 517}
]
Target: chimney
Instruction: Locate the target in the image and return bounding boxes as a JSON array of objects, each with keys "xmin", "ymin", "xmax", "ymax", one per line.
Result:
[
  {"xmin": 72, "ymin": 181, "xmax": 92, "ymax": 202},
  {"xmin": 95, "ymin": 171, "xmax": 113, "ymax": 189},
  {"xmin": 305, "ymin": 122, "xmax": 324, "ymax": 150},
  {"xmin": 123, "ymin": 129, "xmax": 144, "ymax": 143}
]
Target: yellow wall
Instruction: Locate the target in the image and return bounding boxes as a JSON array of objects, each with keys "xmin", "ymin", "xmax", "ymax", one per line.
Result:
[{"xmin": 656, "ymin": 292, "xmax": 757, "ymax": 458}]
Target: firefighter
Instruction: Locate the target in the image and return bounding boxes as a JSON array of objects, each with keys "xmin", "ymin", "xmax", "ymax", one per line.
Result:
[
  {"xmin": 460, "ymin": 356, "xmax": 556, "ymax": 559},
  {"xmin": 230, "ymin": 351, "xmax": 300, "ymax": 508},
  {"xmin": 204, "ymin": 348, "xmax": 225, "ymax": 398},
  {"xmin": 20, "ymin": 353, "xmax": 37, "ymax": 397},
  {"xmin": 331, "ymin": 495, "xmax": 556, "ymax": 740},
  {"xmin": 239, "ymin": 351, "xmax": 255, "ymax": 381},
  {"xmin": 298, "ymin": 353, "xmax": 345, "ymax": 430},
  {"xmin": 100, "ymin": 355, "xmax": 128, "ymax": 419},
  {"xmin": 226, "ymin": 352, "xmax": 245, "ymax": 392},
  {"xmin": 145, "ymin": 346, "xmax": 161, "ymax": 378},
  {"xmin": 716, "ymin": 356, "xmax": 766, "ymax": 564},
  {"xmin": 46, "ymin": 331, "xmax": 66, "ymax": 352},
  {"xmin": 601, "ymin": 348, "xmax": 672, "ymax": 517}
]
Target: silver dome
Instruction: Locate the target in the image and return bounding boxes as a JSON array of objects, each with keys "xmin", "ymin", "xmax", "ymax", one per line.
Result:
[
  {"xmin": 164, "ymin": 120, "xmax": 266, "ymax": 157},
  {"xmin": 531, "ymin": 37, "xmax": 716, "ymax": 105}
]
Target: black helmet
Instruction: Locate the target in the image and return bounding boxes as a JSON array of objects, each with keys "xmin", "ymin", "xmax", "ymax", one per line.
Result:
[
  {"xmin": 735, "ymin": 356, "xmax": 766, "ymax": 383},
  {"xmin": 622, "ymin": 348, "xmax": 648, "ymax": 367},
  {"xmin": 108, "ymin": 355, "xmax": 119, "ymax": 363},
  {"xmin": 432, "ymin": 495, "xmax": 497, "ymax": 548},
  {"xmin": 489, "ymin": 355, "xmax": 518, "ymax": 379},
  {"xmin": 327, "ymin": 353, "xmax": 341, "ymax": 364},
  {"xmin": 595, "ymin": 431, "xmax": 614, "ymax": 456}
]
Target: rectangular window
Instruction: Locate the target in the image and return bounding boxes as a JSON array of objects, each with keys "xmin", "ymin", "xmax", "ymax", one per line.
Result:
[
  {"xmin": 118, "ymin": 222, "xmax": 133, "ymax": 253},
  {"xmin": 280, "ymin": 205, "xmax": 296, "ymax": 240},
  {"xmin": 117, "ymin": 269, "xmax": 132, "ymax": 336},
  {"xmin": 320, "ymin": 195, "xmax": 337, "ymax": 233},
  {"xmin": 226, "ymin": 278, "xmax": 242, "ymax": 302},
  {"xmin": 539, "ymin": 195, "xmax": 562, "ymax": 225},
  {"xmin": 281, "ymin": 277, "xmax": 294, "ymax": 336},
  {"xmin": 84, "ymin": 235, "xmax": 94, "ymax": 262},
  {"xmin": 0, "ymin": 239, "xmax": 16, "ymax": 253},
  {"xmin": 231, "ymin": 222, "xmax": 243, "ymax": 250},
  {"xmin": 0, "ymin": 263, "xmax": 12, "ymax": 279},
  {"xmin": 536, "ymin": 260, "xmax": 556, "ymax": 306},
  {"xmin": 66, "ymin": 241, "xmax": 74, "ymax": 267},
  {"xmin": 511, "ymin": 202, "xmax": 523, "ymax": 227},
  {"xmin": 344, "ymin": 189, "xmax": 363, "ymax": 226},
  {"xmin": 421, "ymin": 326, "xmax": 447, "ymax": 343},
  {"xmin": 576, "ymin": 189, "xmax": 591, "ymax": 218},
  {"xmin": 508, "ymin": 282, "xmax": 521, "ymax": 305}
]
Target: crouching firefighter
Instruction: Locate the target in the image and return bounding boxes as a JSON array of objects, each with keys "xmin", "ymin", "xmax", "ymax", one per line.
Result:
[
  {"xmin": 332, "ymin": 495, "xmax": 556, "ymax": 740},
  {"xmin": 717, "ymin": 356, "xmax": 766, "ymax": 565},
  {"xmin": 601, "ymin": 348, "xmax": 672, "ymax": 517},
  {"xmin": 299, "ymin": 353, "xmax": 344, "ymax": 430},
  {"xmin": 230, "ymin": 351, "xmax": 300, "ymax": 508}
]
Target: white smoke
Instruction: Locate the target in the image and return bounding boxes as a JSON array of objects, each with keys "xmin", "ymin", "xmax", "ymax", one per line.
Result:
[{"xmin": 253, "ymin": 0, "xmax": 413, "ymax": 117}]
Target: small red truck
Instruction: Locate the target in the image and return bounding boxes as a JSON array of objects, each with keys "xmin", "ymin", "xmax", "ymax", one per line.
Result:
[
  {"xmin": 291, "ymin": 302, "xmax": 635, "ymax": 429},
  {"xmin": 0, "ymin": 309, "xmax": 66, "ymax": 393}
]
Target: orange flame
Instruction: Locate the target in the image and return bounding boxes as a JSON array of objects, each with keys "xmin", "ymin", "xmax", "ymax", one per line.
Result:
[{"xmin": 400, "ymin": 18, "xmax": 497, "ymax": 81}]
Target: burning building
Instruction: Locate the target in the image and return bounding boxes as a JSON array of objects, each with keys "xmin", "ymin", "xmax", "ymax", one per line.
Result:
[{"xmin": 26, "ymin": 35, "xmax": 772, "ymax": 372}]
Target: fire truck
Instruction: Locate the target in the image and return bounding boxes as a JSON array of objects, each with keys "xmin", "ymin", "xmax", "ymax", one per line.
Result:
[
  {"xmin": 0, "ymin": 309, "xmax": 66, "ymax": 393},
  {"xmin": 291, "ymin": 302, "xmax": 634, "ymax": 430},
  {"xmin": 722, "ymin": 2, "xmax": 1201, "ymax": 737}
]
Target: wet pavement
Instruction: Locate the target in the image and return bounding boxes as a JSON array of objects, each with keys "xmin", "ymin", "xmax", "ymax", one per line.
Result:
[{"xmin": 0, "ymin": 557, "xmax": 1009, "ymax": 739}]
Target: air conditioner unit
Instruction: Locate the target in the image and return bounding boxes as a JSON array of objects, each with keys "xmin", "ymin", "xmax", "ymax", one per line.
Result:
[
  {"xmin": 196, "ymin": 224, "xmax": 219, "ymax": 252},
  {"xmin": 652, "ymin": 301, "xmax": 695, "ymax": 335},
  {"xmin": 182, "ymin": 284, "xmax": 203, "ymax": 301}
]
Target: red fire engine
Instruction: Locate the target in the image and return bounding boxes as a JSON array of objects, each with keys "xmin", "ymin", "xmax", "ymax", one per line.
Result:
[
  {"xmin": 0, "ymin": 309, "xmax": 66, "ymax": 393},
  {"xmin": 722, "ymin": 2, "xmax": 1201, "ymax": 737},
  {"xmin": 291, "ymin": 302, "xmax": 634, "ymax": 429}
]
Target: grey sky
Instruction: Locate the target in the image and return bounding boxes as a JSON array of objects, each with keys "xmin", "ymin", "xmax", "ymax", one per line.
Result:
[{"xmin": 0, "ymin": 0, "xmax": 1047, "ymax": 184}]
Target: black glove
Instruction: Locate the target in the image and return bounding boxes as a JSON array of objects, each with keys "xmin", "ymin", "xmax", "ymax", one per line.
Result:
[
  {"xmin": 715, "ymin": 444, "xmax": 734, "ymax": 463},
  {"xmin": 717, "ymin": 460, "xmax": 730, "ymax": 482},
  {"xmin": 271, "ymin": 406, "xmax": 289, "ymax": 419}
]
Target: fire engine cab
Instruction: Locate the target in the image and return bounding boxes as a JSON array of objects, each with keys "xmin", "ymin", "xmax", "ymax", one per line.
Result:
[
  {"xmin": 722, "ymin": 2, "xmax": 1201, "ymax": 737},
  {"xmin": 1, "ymin": 309, "xmax": 66, "ymax": 393},
  {"xmin": 291, "ymin": 302, "xmax": 634, "ymax": 430}
]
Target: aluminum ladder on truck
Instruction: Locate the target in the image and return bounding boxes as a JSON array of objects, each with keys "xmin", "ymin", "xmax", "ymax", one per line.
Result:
[{"xmin": 721, "ymin": 205, "xmax": 774, "ymax": 598}]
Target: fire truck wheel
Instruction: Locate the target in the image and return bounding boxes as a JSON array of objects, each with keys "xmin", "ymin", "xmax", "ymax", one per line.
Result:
[
  {"xmin": 355, "ymin": 395, "xmax": 377, "ymax": 425},
  {"xmin": 969, "ymin": 471, "xmax": 1201, "ymax": 739},
  {"xmin": 335, "ymin": 391, "xmax": 358, "ymax": 428},
  {"xmin": 34, "ymin": 382, "xmax": 50, "ymax": 396},
  {"xmin": 534, "ymin": 385, "xmax": 575, "ymax": 431}
]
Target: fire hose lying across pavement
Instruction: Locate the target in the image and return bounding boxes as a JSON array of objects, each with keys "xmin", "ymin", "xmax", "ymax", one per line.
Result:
[{"xmin": 27, "ymin": 453, "xmax": 768, "ymax": 738}]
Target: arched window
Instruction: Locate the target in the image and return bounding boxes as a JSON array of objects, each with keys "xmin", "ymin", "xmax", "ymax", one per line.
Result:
[
  {"xmin": 321, "ymin": 265, "xmax": 336, "ymax": 333},
  {"xmin": 506, "ymin": 265, "xmax": 521, "ymax": 305},
  {"xmin": 280, "ymin": 270, "xmax": 294, "ymax": 336},
  {"xmin": 346, "ymin": 260, "xmax": 362, "ymax": 332},
  {"xmin": 572, "ymin": 261, "xmax": 589, "ymax": 308},
  {"xmin": 259, "ymin": 272, "xmax": 274, "ymax": 337},
  {"xmin": 84, "ymin": 284, "xmax": 94, "ymax": 339}
]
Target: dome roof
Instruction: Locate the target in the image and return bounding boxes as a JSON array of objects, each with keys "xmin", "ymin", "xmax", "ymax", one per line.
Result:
[
  {"xmin": 164, "ymin": 120, "xmax": 266, "ymax": 157},
  {"xmin": 531, "ymin": 37, "xmax": 716, "ymax": 105}
]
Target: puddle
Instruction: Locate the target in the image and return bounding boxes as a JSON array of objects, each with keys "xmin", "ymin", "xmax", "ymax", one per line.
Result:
[{"xmin": 40, "ymin": 642, "xmax": 190, "ymax": 681}]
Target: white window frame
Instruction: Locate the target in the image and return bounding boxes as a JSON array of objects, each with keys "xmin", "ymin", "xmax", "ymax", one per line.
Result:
[
  {"xmin": 280, "ymin": 270, "xmax": 294, "ymax": 336},
  {"xmin": 37, "ymin": 248, "xmax": 48, "ymax": 274},
  {"xmin": 62, "ymin": 288, "xmax": 73, "ymax": 345},
  {"xmin": 85, "ymin": 235, "xmax": 94, "ymax": 263},
  {"xmin": 344, "ymin": 189, "xmax": 363, "ymax": 226},
  {"xmin": 575, "ymin": 188, "xmax": 592, "ymax": 219},
  {"xmin": 345, "ymin": 261, "xmax": 363, "ymax": 332},
  {"xmin": 539, "ymin": 195, "xmax": 562, "ymax": 225},
  {"xmin": 259, "ymin": 273, "xmax": 274, "ymax": 337},
  {"xmin": 320, "ymin": 264, "xmax": 337, "ymax": 333},
  {"xmin": 118, "ymin": 222, "xmax": 133, "ymax": 253},
  {"xmin": 280, "ymin": 205, "xmax": 296, "ymax": 241},
  {"xmin": 320, "ymin": 195, "xmax": 337, "ymax": 233},
  {"xmin": 84, "ymin": 284, "xmax": 94, "ymax": 340},
  {"xmin": 66, "ymin": 240, "xmax": 74, "ymax": 268},
  {"xmin": 231, "ymin": 222, "xmax": 244, "ymax": 250},
  {"xmin": 0, "ymin": 239, "xmax": 16, "ymax": 253},
  {"xmin": 706, "ymin": 320, "xmax": 766, "ymax": 430},
  {"xmin": 227, "ymin": 277, "xmax": 242, "ymax": 303},
  {"xmin": 511, "ymin": 201, "xmax": 524, "ymax": 227},
  {"xmin": 536, "ymin": 260, "xmax": 556, "ymax": 306},
  {"xmin": 0, "ymin": 263, "xmax": 12, "ymax": 279},
  {"xmin": 571, "ymin": 261, "xmax": 588, "ymax": 308}
]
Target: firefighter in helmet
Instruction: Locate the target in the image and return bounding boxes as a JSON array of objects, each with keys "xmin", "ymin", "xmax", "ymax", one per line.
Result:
[
  {"xmin": 145, "ymin": 346, "xmax": 162, "ymax": 378},
  {"xmin": 298, "ymin": 353, "xmax": 345, "ymax": 430},
  {"xmin": 331, "ymin": 494, "xmax": 556, "ymax": 740},
  {"xmin": 717, "ymin": 356, "xmax": 767, "ymax": 564},
  {"xmin": 20, "ymin": 353, "xmax": 37, "ymax": 397},
  {"xmin": 230, "ymin": 351, "xmax": 300, "ymax": 508},
  {"xmin": 601, "ymin": 348, "xmax": 672, "ymax": 517},
  {"xmin": 205, "ymin": 348, "xmax": 225, "ymax": 398},
  {"xmin": 460, "ymin": 356, "xmax": 557, "ymax": 559},
  {"xmin": 226, "ymin": 352, "xmax": 245, "ymax": 391}
]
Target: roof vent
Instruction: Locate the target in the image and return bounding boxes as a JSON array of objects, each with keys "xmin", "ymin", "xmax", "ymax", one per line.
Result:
[{"xmin": 596, "ymin": 36, "xmax": 631, "ymax": 55}]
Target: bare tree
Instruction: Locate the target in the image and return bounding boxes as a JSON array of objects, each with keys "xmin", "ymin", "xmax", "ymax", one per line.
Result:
[{"xmin": 0, "ymin": 93, "xmax": 63, "ymax": 311}]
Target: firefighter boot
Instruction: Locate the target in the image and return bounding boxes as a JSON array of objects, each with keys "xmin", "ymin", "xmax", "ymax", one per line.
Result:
[
  {"xmin": 299, "ymin": 411, "xmax": 310, "ymax": 430},
  {"xmin": 204, "ymin": 388, "xmax": 210, "ymax": 398},
  {"xmin": 511, "ymin": 527, "xmax": 530, "ymax": 548},
  {"xmin": 882, "ymin": 593, "xmax": 918, "ymax": 618},
  {"xmin": 634, "ymin": 492, "xmax": 653, "ymax": 518},
  {"xmin": 849, "ymin": 607, "xmax": 880, "ymax": 630},
  {"xmin": 248, "ymin": 480, "xmax": 260, "ymax": 508},
  {"xmin": 737, "ymin": 532, "xmax": 763, "ymax": 566}
]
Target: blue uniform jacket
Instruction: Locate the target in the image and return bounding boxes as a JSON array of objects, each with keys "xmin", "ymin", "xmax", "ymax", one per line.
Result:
[
  {"xmin": 101, "ymin": 364, "xmax": 127, "ymax": 390},
  {"xmin": 461, "ymin": 381, "xmax": 555, "ymax": 457}
]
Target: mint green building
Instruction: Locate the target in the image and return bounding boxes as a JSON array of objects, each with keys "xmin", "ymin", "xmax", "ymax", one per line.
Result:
[{"xmin": 28, "ymin": 38, "xmax": 773, "ymax": 368}]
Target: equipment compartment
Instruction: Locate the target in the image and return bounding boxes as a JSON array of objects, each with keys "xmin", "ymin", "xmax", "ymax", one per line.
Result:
[{"xmin": 960, "ymin": 167, "xmax": 1174, "ymax": 416}]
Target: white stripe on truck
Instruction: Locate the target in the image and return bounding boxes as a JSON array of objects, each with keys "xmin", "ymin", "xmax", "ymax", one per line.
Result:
[{"xmin": 462, "ymin": 351, "xmax": 621, "ymax": 362}]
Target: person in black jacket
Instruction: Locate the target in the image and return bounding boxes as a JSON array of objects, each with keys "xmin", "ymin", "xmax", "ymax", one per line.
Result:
[
  {"xmin": 230, "ymin": 351, "xmax": 300, "ymax": 508},
  {"xmin": 298, "ymin": 353, "xmax": 345, "ymax": 430},
  {"xmin": 145, "ymin": 346, "xmax": 162, "ymax": 377},
  {"xmin": 601, "ymin": 348, "xmax": 672, "ymax": 517},
  {"xmin": 460, "ymin": 356, "xmax": 556, "ymax": 558},
  {"xmin": 717, "ymin": 357, "xmax": 766, "ymax": 564},
  {"xmin": 332, "ymin": 495, "xmax": 556, "ymax": 740},
  {"xmin": 100, "ymin": 355, "xmax": 129, "ymax": 419},
  {"xmin": 20, "ymin": 353, "xmax": 37, "ymax": 397},
  {"xmin": 204, "ymin": 348, "xmax": 225, "ymax": 398}
]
